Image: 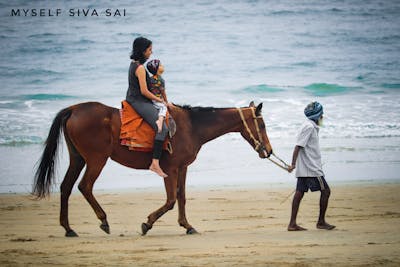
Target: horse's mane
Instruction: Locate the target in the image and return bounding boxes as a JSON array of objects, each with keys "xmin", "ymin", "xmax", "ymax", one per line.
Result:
[
  {"xmin": 174, "ymin": 104, "xmax": 224, "ymax": 112},
  {"xmin": 173, "ymin": 103, "xmax": 262, "ymax": 121},
  {"xmin": 173, "ymin": 104, "xmax": 230, "ymax": 122}
]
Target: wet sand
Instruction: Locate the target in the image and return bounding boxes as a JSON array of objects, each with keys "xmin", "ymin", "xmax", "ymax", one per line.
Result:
[{"xmin": 0, "ymin": 183, "xmax": 399, "ymax": 266}]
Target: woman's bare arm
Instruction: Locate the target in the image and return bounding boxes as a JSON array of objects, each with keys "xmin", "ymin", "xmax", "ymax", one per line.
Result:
[{"xmin": 136, "ymin": 65, "xmax": 163, "ymax": 102}]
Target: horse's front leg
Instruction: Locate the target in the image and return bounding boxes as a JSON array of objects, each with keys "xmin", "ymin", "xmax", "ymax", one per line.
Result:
[
  {"xmin": 177, "ymin": 167, "xmax": 198, "ymax": 234},
  {"xmin": 141, "ymin": 169, "xmax": 178, "ymax": 235}
]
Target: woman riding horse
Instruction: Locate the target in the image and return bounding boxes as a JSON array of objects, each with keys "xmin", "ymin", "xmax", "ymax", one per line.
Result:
[{"xmin": 126, "ymin": 37, "xmax": 169, "ymax": 177}]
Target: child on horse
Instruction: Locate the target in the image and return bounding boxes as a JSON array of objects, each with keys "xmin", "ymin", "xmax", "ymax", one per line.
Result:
[{"xmin": 146, "ymin": 59, "xmax": 168, "ymax": 134}]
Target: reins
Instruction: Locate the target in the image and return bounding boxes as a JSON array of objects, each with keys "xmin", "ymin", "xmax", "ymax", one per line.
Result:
[
  {"xmin": 267, "ymin": 152, "xmax": 290, "ymax": 171},
  {"xmin": 237, "ymin": 107, "xmax": 290, "ymax": 171},
  {"xmin": 237, "ymin": 107, "xmax": 263, "ymax": 152}
]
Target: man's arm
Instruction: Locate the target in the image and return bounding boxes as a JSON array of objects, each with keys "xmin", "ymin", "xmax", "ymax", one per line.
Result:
[{"xmin": 288, "ymin": 145, "xmax": 301, "ymax": 173}]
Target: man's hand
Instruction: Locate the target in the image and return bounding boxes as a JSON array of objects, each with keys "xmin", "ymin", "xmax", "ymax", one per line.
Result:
[{"xmin": 288, "ymin": 165, "xmax": 295, "ymax": 173}]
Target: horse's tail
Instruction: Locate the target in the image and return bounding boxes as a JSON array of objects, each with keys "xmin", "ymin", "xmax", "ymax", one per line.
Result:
[{"xmin": 32, "ymin": 107, "xmax": 73, "ymax": 199}]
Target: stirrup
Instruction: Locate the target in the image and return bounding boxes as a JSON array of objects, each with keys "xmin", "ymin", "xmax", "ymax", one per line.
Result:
[
  {"xmin": 168, "ymin": 116, "xmax": 176, "ymax": 138},
  {"xmin": 167, "ymin": 142, "xmax": 173, "ymax": 154}
]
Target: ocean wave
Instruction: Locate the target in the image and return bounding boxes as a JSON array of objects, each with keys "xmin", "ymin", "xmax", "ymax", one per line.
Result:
[
  {"xmin": 381, "ymin": 83, "xmax": 400, "ymax": 89},
  {"xmin": 329, "ymin": 8, "xmax": 344, "ymax": 13},
  {"xmin": 347, "ymin": 35, "xmax": 400, "ymax": 46},
  {"xmin": 355, "ymin": 135, "xmax": 400, "ymax": 139},
  {"xmin": 270, "ymin": 10, "xmax": 296, "ymax": 16},
  {"xmin": 239, "ymin": 84, "xmax": 284, "ymax": 94},
  {"xmin": 0, "ymin": 67, "xmax": 63, "ymax": 78},
  {"xmin": 236, "ymin": 83, "xmax": 375, "ymax": 97},
  {"xmin": 16, "ymin": 46, "xmax": 64, "ymax": 54},
  {"xmin": 269, "ymin": 7, "xmax": 341, "ymax": 17},
  {"xmin": 74, "ymin": 38, "xmax": 96, "ymax": 45},
  {"xmin": 304, "ymin": 83, "xmax": 361, "ymax": 96},
  {"xmin": 356, "ymin": 72, "xmax": 377, "ymax": 81},
  {"xmin": 0, "ymin": 94, "xmax": 77, "ymax": 110},
  {"xmin": 0, "ymin": 135, "xmax": 43, "ymax": 146},
  {"xmin": 19, "ymin": 94, "xmax": 76, "ymax": 101},
  {"xmin": 28, "ymin": 33, "xmax": 61, "ymax": 38},
  {"xmin": 292, "ymin": 61, "xmax": 318, "ymax": 67}
]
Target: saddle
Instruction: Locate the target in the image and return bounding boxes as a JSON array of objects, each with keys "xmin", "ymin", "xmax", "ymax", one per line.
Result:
[{"xmin": 119, "ymin": 100, "xmax": 175, "ymax": 153}]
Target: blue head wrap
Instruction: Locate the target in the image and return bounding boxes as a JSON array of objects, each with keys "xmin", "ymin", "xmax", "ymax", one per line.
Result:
[{"xmin": 304, "ymin": 102, "xmax": 323, "ymax": 121}]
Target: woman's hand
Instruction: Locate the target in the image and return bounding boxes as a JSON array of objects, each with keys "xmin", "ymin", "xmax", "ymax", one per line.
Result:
[{"xmin": 156, "ymin": 97, "xmax": 164, "ymax": 103}]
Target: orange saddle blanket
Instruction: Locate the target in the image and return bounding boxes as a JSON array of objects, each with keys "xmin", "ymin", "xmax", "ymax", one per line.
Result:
[{"xmin": 120, "ymin": 100, "xmax": 170, "ymax": 152}]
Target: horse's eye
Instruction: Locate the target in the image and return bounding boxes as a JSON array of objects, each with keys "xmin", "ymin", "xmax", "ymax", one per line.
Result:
[{"xmin": 260, "ymin": 123, "xmax": 265, "ymax": 129}]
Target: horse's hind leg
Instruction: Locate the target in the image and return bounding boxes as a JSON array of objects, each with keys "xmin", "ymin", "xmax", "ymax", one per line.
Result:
[
  {"xmin": 78, "ymin": 158, "xmax": 110, "ymax": 234},
  {"xmin": 60, "ymin": 150, "xmax": 85, "ymax": 237}
]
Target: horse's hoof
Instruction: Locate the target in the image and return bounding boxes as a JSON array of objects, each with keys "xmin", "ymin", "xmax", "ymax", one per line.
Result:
[
  {"xmin": 141, "ymin": 223, "xmax": 152, "ymax": 236},
  {"xmin": 65, "ymin": 230, "xmax": 79, "ymax": 237},
  {"xmin": 100, "ymin": 223, "xmax": 110, "ymax": 234},
  {"xmin": 186, "ymin": 228, "xmax": 198, "ymax": 235}
]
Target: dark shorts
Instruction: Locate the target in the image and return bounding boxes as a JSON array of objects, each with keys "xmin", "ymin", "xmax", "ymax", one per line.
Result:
[{"xmin": 296, "ymin": 176, "xmax": 330, "ymax": 193}]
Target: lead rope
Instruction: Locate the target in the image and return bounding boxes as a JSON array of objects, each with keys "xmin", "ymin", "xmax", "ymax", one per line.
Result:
[
  {"xmin": 237, "ymin": 107, "xmax": 294, "ymax": 205},
  {"xmin": 268, "ymin": 152, "xmax": 290, "ymax": 171},
  {"xmin": 237, "ymin": 107, "xmax": 290, "ymax": 171}
]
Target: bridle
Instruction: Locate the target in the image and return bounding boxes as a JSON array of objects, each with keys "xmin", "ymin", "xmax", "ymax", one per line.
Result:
[
  {"xmin": 237, "ymin": 107, "xmax": 267, "ymax": 155},
  {"xmin": 237, "ymin": 107, "xmax": 290, "ymax": 171}
]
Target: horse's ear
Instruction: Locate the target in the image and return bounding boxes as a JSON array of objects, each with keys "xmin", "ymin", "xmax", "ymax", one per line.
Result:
[
  {"xmin": 255, "ymin": 103, "xmax": 263, "ymax": 116},
  {"xmin": 249, "ymin": 101, "xmax": 255, "ymax": 107}
]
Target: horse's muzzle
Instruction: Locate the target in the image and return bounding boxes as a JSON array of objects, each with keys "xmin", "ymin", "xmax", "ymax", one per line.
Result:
[{"xmin": 260, "ymin": 146, "xmax": 272, "ymax": 158}]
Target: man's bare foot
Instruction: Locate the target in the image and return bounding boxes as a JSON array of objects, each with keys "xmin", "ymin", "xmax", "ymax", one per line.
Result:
[
  {"xmin": 316, "ymin": 222, "xmax": 336, "ymax": 230},
  {"xmin": 288, "ymin": 224, "xmax": 307, "ymax": 231},
  {"xmin": 149, "ymin": 163, "xmax": 168, "ymax": 177}
]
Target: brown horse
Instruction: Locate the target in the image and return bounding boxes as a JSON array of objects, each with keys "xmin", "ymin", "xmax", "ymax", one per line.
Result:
[{"xmin": 32, "ymin": 101, "xmax": 273, "ymax": 237}]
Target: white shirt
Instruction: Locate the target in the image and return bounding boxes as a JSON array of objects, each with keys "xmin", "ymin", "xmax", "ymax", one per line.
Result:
[{"xmin": 295, "ymin": 119, "xmax": 324, "ymax": 177}]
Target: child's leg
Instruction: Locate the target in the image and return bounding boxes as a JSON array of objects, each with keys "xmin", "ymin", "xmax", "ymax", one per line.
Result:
[
  {"xmin": 156, "ymin": 115, "xmax": 165, "ymax": 133},
  {"xmin": 155, "ymin": 102, "xmax": 167, "ymax": 133},
  {"xmin": 152, "ymin": 101, "xmax": 163, "ymax": 133}
]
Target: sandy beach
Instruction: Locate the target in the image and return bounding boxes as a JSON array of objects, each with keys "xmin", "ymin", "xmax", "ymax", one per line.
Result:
[{"xmin": 0, "ymin": 182, "xmax": 399, "ymax": 266}]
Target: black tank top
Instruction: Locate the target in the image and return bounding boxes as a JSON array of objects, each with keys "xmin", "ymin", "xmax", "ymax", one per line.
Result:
[{"xmin": 126, "ymin": 61, "xmax": 152, "ymax": 104}]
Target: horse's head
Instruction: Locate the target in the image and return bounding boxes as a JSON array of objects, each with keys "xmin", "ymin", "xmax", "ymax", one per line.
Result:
[{"xmin": 238, "ymin": 101, "xmax": 273, "ymax": 159}]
